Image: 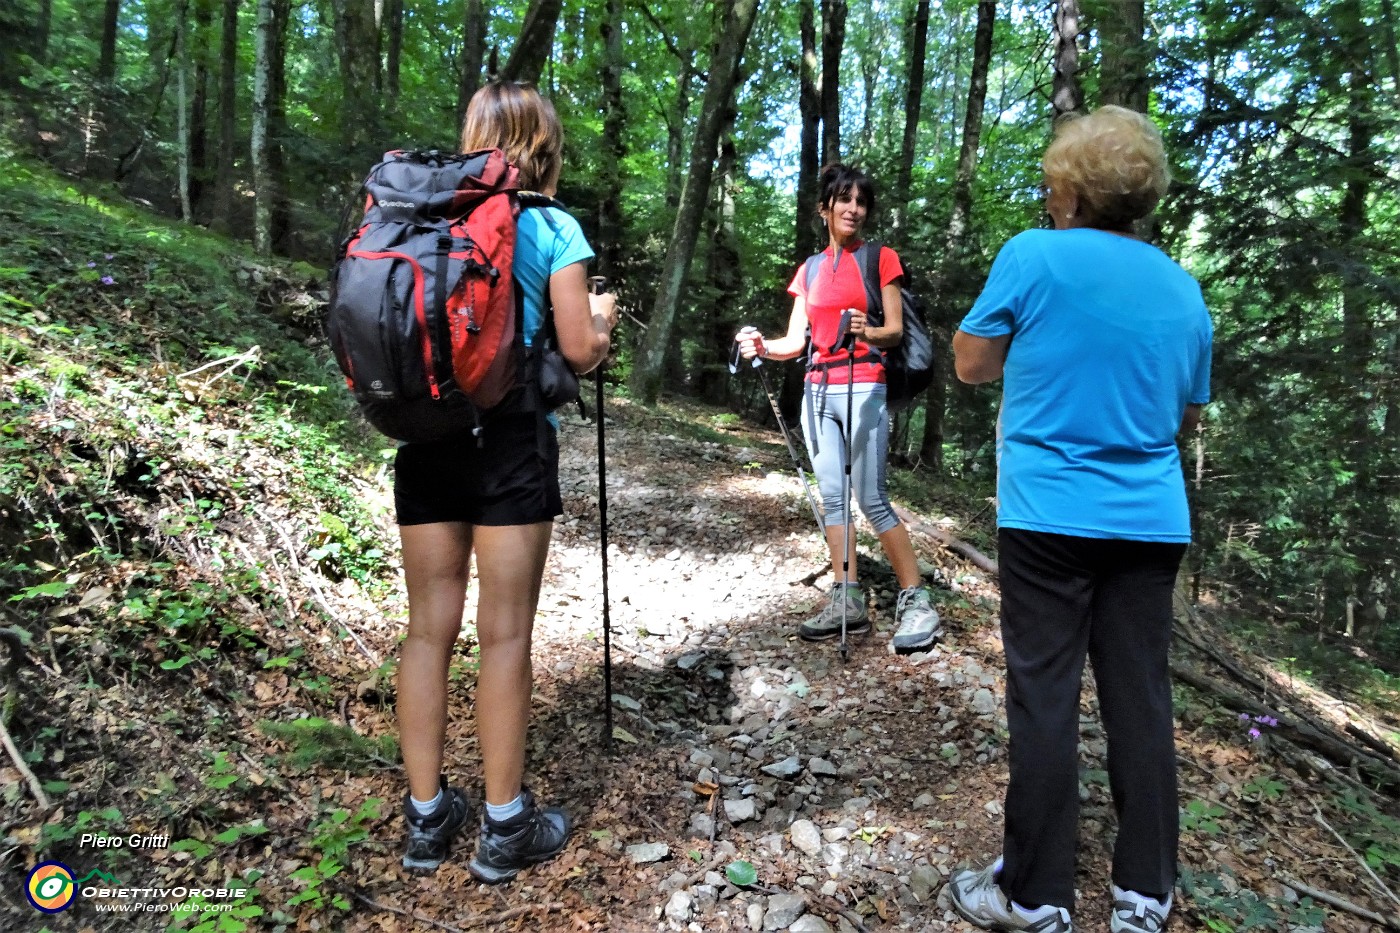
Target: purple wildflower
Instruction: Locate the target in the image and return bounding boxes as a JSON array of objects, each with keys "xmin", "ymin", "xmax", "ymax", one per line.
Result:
[
  {"xmin": 1249, "ymin": 728, "xmax": 1261, "ymax": 740},
  {"xmin": 101, "ymin": 275, "xmax": 115, "ymax": 286},
  {"xmin": 87, "ymin": 261, "xmax": 97, "ymax": 268},
  {"xmin": 104, "ymin": 253, "xmax": 114, "ymax": 260},
  {"xmin": 1239, "ymin": 713, "xmax": 1251, "ymax": 721}
]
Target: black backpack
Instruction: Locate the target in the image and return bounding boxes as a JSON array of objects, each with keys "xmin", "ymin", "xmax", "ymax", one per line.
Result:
[
  {"xmin": 803, "ymin": 241, "xmax": 935, "ymax": 410},
  {"xmin": 326, "ymin": 149, "xmax": 578, "ymax": 445}
]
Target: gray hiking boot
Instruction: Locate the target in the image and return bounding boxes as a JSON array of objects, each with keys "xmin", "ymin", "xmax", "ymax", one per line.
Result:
[
  {"xmin": 798, "ymin": 584, "xmax": 870, "ymax": 642},
  {"xmin": 401, "ymin": 779, "xmax": 471, "ymax": 873},
  {"xmin": 467, "ymin": 788, "xmax": 571, "ymax": 884},
  {"xmin": 892, "ymin": 585, "xmax": 943, "ymax": 653}
]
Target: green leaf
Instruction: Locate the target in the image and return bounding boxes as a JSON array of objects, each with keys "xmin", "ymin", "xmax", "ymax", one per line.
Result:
[{"xmin": 725, "ymin": 860, "xmax": 758, "ymax": 887}]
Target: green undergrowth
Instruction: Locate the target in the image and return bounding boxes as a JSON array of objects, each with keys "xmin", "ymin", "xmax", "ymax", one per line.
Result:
[{"xmin": 0, "ymin": 155, "xmax": 401, "ymax": 926}]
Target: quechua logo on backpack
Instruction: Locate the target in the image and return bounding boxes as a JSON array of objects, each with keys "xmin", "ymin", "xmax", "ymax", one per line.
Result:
[{"xmin": 326, "ymin": 148, "xmax": 527, "ymax": 443}]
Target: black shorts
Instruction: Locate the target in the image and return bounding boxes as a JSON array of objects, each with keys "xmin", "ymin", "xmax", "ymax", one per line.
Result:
[{"xmin": 394, "ymin": 413, "xmax": 563, "ymax": 526}]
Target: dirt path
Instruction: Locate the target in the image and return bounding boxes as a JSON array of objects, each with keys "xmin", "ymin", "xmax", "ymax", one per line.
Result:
[{"xmin": 346, "ymin": 401, "xmax": 1386, "ymax": 933}]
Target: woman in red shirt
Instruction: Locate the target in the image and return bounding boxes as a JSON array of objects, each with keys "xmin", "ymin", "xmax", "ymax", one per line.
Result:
[{"xmin": 736, "ymin": 164, "xmax": 939, "ymax": 651}]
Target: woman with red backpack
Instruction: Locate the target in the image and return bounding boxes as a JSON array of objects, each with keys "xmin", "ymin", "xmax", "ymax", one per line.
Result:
[
  {"xmin": 394, "ymin": 82, "xmax": 618, "ymax": 883},
  {"xmin": 735, "ymin": 164, "xmax": 940, "ymax": 653}
]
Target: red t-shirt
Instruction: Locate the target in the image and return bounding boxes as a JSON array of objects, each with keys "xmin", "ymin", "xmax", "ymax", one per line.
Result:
[{"xmin": 788, "ymin": 242, "xmax": 903, "ymax": 385}]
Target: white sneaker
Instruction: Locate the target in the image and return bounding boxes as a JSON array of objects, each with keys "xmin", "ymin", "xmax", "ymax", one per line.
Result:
[
  {"xmin": 892, "ymin": 585, "xmax": 942, "ymax": 653},
  {"xmin": 1110, "ymin": 885, "xmax": 1171, "ymax": 933},
  {"xmin": 942, "ymin": 857, "xmax": 1073, "ymax": 932}
]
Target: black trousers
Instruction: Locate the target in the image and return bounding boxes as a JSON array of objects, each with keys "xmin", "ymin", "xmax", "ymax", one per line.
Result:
[{"xmin": 997, "ymin": 528, "xmax": 1185, "ymax": 910}]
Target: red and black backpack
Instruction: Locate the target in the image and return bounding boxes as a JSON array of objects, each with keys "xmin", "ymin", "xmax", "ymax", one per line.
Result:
[{"xmin": 326, "ymin": 148, "xmax": 576, "ymax": 444}]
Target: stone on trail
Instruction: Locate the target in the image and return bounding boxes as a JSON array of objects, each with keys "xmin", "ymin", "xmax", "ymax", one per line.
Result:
[
  {"xmin": 724, "ymin": 797, "xmax": 758, "ymax": 822},
  {"xmin": 762, "ymin": 894, "xmax": 807, "ymax": 930},
  {"xmin": 789, "ymin": 915, "xmax": 834, "ymax": 933},
  {"xmin": 910, "ymin": 864, "xmax": 941, "ymax": 901},
  {"xmin": 627, "ymin": 842, "xmax": 671, "ymax": 864},
  {"xmin": 665, "ymin": 890, "xmax": 694, "ymax": 923},
  {"xmin": 789, "ymin": 819, "xmax": 823, "ymax": 856},
  {"xmin": 912, "ymin": 792, "xmax": 936, "ymax": 809},
  {"xmin": 747, "ymin": 901, "xmax": 766, "ymax": 931},
  {"xmin": 761, "ymin": 755, "xmax": 803, "ymax": 779},
  {"xmin": 971, "ymin": 688, "xmax": 998, "ymax": 715},
  {"xmin": 808, "ymin": 757, "xmax": 839, "ymax": 777}
]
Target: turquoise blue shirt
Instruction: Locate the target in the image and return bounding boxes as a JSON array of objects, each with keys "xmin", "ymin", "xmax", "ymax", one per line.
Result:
[
  {"xmin": 959, "ymin": 228, "xmax": 1212, "ymax": 542},
  {"xmin": 513, "ymin": 205, "xmax": 595, "ymax": 346}
]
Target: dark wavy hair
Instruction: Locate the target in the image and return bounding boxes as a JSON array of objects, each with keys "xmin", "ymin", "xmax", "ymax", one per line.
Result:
[{"xmin": 815, "ymin": 163, "xmax": 877, "ymax": 229}]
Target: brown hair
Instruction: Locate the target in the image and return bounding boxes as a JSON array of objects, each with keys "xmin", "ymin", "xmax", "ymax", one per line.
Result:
[
  {"xmin": 1042, "ymin": 105, "xmax": 1171, "ymax": 231},
  {"xmin": 459, "ymin": 82, "xmax": 563, "ymax": 193}
]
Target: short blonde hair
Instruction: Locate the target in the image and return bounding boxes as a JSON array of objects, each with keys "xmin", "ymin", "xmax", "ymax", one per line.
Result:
[
  {"xmin": 459, "ymin": 82, "xmax": 563, "ymax": 192},
  {"xmin": 1042, "ymin": 105, "xmax": 1170, "ymax": 230}
]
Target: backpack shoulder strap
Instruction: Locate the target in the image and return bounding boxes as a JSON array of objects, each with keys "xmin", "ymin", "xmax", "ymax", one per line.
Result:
[
  {"xmin": 856, "ymin": 241, "xmax": 885, "ymax": 326},
  {"xmin": 803, "ymin": 253, "xmax": 823, "ymax": 293}
]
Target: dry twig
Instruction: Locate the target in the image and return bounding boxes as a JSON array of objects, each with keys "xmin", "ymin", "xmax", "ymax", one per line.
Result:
[
  {"xmin": 1313, "ymin": 804, "xmax": 1400, "ymax": 913},
  {"xmin": 0, "ymin": 716, "xmax": 50, "ymax": 811},
  {"xmin": 352, "ymin": 892, "xmax": 467, "ymax": 932},
  {"xmin": 1278, "ymin": 875, "xmax": 1400, "ymax": 930}
]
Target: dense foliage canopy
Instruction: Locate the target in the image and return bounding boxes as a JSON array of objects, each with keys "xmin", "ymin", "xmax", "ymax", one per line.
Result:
[{"xmin": 2, "ymin": 0, "xmax": 1397, "ymax": 664}]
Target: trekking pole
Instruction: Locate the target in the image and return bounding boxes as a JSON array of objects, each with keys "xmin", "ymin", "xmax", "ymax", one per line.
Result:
[
  {"xmin": 591, "ymin": 275, "xmax": 614, "ymax": 750},
  {"xmin": 729, "ymin": 332, "xmax": 825, "ymax": 533},
  {"xmin": 836, "ymin": 310, "xmax": 856, "ymax": 663}
]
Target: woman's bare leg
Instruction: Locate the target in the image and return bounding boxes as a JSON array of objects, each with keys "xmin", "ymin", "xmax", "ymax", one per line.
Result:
[
  {"xmin": 398, "ymin": 521, "xmax": 474, "ymax": 802},
  {"xmin": 472, "ymin": 521, "xmax": 553, "ymax": 806}
]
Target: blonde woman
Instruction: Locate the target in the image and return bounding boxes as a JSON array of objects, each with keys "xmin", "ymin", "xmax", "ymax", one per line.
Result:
[
  {"xmin": 396, "ymin": 82, "xmax": 617, "ymax": 882},
  {"xmin": 946, "ymin": 106, "xmax": 1211, "ymax": 932}
]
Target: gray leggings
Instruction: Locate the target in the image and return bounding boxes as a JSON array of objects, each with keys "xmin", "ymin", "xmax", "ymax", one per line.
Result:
[{"xmin": 802, "ymin": 381, "xmax": 900, "ymax": 535}]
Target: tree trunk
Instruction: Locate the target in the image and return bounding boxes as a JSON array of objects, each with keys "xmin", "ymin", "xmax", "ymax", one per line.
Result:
[
  {"xmin": 820, "ymin": 0, "xmax": 847, "ymax": 165},
  {"xmin": 176, "ymin": 8, "xmax": 192, "ymax": 222},
  {"xmin": 252, "ymin": 0, "xmax": 272, "ymax": 255},
  {"xmin": 919, "ymin": 0, "xmax": 995, "ymax": 470},
  {"xmin": 699, "ymin": 118, "xmax": 740, "ymax": 404},
  {"xmin": 1095, "ymin": 0, "xmax": 1147, "ymax": 111},
  {"xmin": 99, "ymin": 0, "xmax": 121, "ymax": 85},
  {"xmin": 210, "ymin": 0, "xmax": 239, "ymax": 234},
  {"xmin": 632, "ymin": 0, "xmax": 762, "ymax": 404},
  {"xmin": 501, "ymin": 0, "xmax": 563, "ymax": 87},
  {"xmin": 456, "ymin": 0, "xmax": 486, "ymax": 127},
  {"xmin": 268, "ymin": 0, "xmax": 291, "ymax": 250},
  {"xmin": 188, "ymin": 0, "xmax": 213, "ymax": 217},
  {"xmin": 665, "ymin": 58, "xmax": 695, "ymax": 211},
  {"xmin": 37, "ymin": 0, "xmax": 53, "ymax": 65},
  {"xmin": 796, "ymin": 0, "xmax": 820, "ymax": 259},
  {"xmin": 1338, "ymin": 0, "xmax": 1384, "ymax": 633},
  {"xmin": 385, "ymin": 0, "xmax": 403, "ymax": 101},
  {"xmin": 330, "ymin": 0, "xmax": 379, "ymax": 157},
  {"xmin": 597, "ymin": 0, "xmax": 626, "ymax": 280},
  {"xmin": 1052, "ymin": 0, "xmax": 1083, "ymax": 118},
  {"xmin": 893, "ymin": 0, "xmax": 929, "ymax": 231}
]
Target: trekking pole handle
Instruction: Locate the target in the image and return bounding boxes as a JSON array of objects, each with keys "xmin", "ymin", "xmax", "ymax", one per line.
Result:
[{"xmin": 590, "ymin": 276, "xmax": 608, "ymax": 296}]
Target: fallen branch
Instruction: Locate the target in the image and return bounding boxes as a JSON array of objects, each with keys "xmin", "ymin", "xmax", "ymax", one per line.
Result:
[
  {"xmin": 1277, "ymin": 875, "xmax": 1400, "ymax": 930},
  {"xmin": 0, "ymin": 715, "xmax": 50, "ymax": 811},
  {"xmin": 177, "ymin": 345, "xmax": 261, "ymax": 384},
  {"xmin": 684, "ymin": 850, "xmax": 728, "ymax": 889},
  {"xmin": 1169, "ymin": 661, "xmax": 1400, "ymax": 790},
  {"xmin": 893, "ymin": 505, "xmax": 998, "ymax": 575},
  {"xmin": 813, "ymin": 892, "xmax": 872, "ymax": 933},
  {"xmin": 1314, "ymin": 805, "xmax": 1400, "ymax": 913},
  {"xmin": 459, "ymin": 901, "xmax": 565, "ymax": 928},
  {"xmin": 352, "ymin": 892, "xmax": 468, "ymax": 932}
]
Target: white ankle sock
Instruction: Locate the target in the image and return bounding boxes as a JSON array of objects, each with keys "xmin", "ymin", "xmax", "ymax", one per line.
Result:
[
  {"xmin": 486, "ymin": 794, "xmax": 525, "ymax": 822},
  {"xmin": 409, "ymin": 789, "xmax": 443, "ymax": 816}
]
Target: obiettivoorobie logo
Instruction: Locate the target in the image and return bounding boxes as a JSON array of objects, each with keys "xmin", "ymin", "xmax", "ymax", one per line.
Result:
[{"xmin": 26, "ymin": 862, "xmax": 118, "ymax": 913}]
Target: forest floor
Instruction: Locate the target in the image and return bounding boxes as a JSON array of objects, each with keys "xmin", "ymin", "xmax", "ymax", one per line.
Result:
[
  {"xmin": 2, "ymin": 158, "xmax": 1400, "ymax": 933},
  {"xmin": 314, "ymin": 399, "xmax": 1400, "ymax": 933}
]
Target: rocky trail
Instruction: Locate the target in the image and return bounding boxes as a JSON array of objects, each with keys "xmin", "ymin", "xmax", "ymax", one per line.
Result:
[{"xmin": 339, "ymin": 399, "xmax": 1399, "ymax": 933}]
